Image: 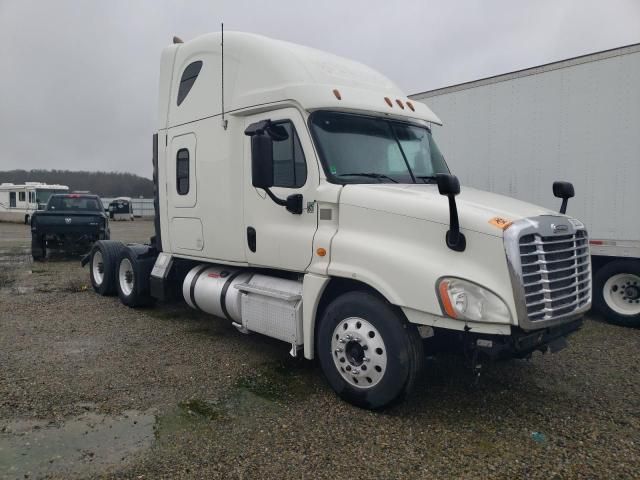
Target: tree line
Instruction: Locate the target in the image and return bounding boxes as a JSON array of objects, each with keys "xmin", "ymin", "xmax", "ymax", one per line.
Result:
[{"xmin": 0, "ymin": 169, "xmax": 154, "ymax": 198}]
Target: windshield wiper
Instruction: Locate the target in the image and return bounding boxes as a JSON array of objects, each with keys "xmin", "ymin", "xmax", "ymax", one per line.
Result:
[
  {"xmin": 338, "ymin": 173, "xmax": 399, "ymax": 183},
  {"xmin": 415, "ymin": 175, "xmax": 438, "ymax": 184}
]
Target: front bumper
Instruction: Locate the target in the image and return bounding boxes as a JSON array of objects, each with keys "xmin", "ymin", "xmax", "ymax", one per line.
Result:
[{"xmin": 466, "ymin": 317, "xmax": 583, "ymax": 360}]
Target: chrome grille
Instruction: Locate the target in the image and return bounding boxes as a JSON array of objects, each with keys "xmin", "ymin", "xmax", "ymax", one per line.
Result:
[{"xmin": 518, "ymin": 230, "xmax": 590, "ymax": 321}]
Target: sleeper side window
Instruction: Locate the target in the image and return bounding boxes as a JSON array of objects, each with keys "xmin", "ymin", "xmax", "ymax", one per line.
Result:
[
  {"xmin": 177, "ymin": 61, "xmax": 203, "ymax": 106},
  {"xmin": 18, "ymin": 192, "xmax": 25, "ymax": 202},
  {"xmin": 29, "ymin": 191, "xmax": 35, "ymax": 203},
  {"xmin": 9, "ymin": 192, "xmax": 16, "ymax": 207},
  {"xmin": 176, "ymin": 149, "xmax": 190, "ymax": 195},
  {"xmin": 272, "ymin": 121, "xmax": 307, "ymax": 188}
]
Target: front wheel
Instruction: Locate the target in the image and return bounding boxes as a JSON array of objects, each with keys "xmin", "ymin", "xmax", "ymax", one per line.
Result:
[
  {"xmin": 593, "ymin": 259, "xmax": 640, "ymax": 327},
  {"xmin": 316, "ymin": 291, "xmax": 423, "ymax": 409}
]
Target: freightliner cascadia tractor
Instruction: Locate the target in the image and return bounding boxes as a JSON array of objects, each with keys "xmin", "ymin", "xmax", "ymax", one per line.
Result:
[{"xmin": 84, "ymin": 32, "xmax": 590, "ymax": 409}]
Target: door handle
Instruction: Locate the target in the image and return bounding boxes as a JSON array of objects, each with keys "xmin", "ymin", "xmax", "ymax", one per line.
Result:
[{"xmin": 247, "ymin": 227, "xmax": 256, "ymax": 252}]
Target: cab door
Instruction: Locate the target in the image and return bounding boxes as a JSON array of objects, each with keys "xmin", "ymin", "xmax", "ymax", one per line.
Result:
[{"xmin": 243, "ymin": 108, "xmax": 319, "ymax": 271}]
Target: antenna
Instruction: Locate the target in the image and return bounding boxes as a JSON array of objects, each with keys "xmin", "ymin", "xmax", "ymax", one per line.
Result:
[{"xmin": 221, "ymin": 22, "xmax": 227, "ymax": 130}]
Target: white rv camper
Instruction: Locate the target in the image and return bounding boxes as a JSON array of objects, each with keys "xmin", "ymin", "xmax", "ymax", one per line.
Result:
[{"xmin": 0, "ymin": 182, "xmax": 69, "ymax": 223}]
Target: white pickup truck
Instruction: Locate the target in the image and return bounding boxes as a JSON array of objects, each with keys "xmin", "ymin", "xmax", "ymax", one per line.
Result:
[{"xmin": 84, "ymin": 32, "xmax": 591, "ymax": 409}]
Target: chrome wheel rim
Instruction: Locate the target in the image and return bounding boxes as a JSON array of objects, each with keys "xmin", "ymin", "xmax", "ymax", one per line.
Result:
[
  {"xmin": 92, "ymin": 251, "xmax": 104, "ymax": 285},
  {"xmin": 331, "ymin": 317, "xmax": 387, "ymax": 389},
  {"xmin": 119, "ymin": 258, "xmax": 134, "ymax": 296},
  {"xmin": 603, "ymin": 273, "xmax": 640, "ymax": 316}
]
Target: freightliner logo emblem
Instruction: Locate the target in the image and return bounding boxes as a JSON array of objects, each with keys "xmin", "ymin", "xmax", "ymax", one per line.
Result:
[{"xmin": 552, "ymin": 223, "xmax": 568, "ymax": 233}]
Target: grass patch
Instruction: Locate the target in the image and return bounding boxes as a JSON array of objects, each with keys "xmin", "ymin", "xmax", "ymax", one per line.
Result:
[{"xmin": 65, "ymin": 277, "xmax": 89, "ymax": 292}]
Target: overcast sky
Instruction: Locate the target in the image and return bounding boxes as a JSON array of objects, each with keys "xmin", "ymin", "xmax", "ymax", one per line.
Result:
[{"xmin": 1, "ymin": 0, "xmax": 638, "ymax": 178}]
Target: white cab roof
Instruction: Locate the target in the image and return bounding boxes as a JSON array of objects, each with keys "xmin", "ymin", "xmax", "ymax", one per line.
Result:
[{"xmin": 159, "ymin": 32, "xmax": 441, "ymax": 128}]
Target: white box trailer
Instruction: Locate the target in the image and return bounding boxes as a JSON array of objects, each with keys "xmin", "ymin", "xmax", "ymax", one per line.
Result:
[
  {"xmin": 410, "ymin": 43, "xmax": 640, "ymax": 327},
  {"xmin": 0, "ymin": 182, "xmax": 69, "ymax": 223}
]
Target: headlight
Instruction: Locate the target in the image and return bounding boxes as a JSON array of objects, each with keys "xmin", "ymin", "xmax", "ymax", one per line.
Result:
[{"xmin": 437, "ymin": 277, "xmax": 511, "ymax": 324}]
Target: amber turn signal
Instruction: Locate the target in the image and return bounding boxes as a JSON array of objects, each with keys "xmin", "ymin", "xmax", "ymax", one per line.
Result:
[
  {"xmin": 438, "ymin": 280, "xmax": 457, "ymax": 318},
  {"xmin": 316, "ymin": 248, "xmax": 327, "ymax": 257}
]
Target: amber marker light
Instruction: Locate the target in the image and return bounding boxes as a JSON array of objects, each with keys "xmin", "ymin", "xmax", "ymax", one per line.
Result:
[
  {"xmin": 384, "ymin": 96, "xmax": 393, "ymax": 107},
  {"xmin": 316, "ymin": 248, "xmax": 327, "ymax": 257},
  {"xmin": 395, "ymin": 99, "xmax": 405, "ymax": 109},
  {"xmin": 438, "ymin": 280, "xmax": 457, "ymax": 318},
  {"xmin": 406, "ymin": 101, "xmax": 415, "ymax": 111},
  {"xmin": 333, "ymin": 89, "xmax": 342, "ymax": 100}
]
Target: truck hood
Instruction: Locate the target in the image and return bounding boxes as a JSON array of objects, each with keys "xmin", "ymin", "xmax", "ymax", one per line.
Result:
[{"xmin": 339, "ymin": 184, "xmax": 558, "ymax": 237}]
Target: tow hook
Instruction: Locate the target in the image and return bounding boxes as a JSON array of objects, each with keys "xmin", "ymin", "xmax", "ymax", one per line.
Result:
[{"xmin": 469, "ymin": 348, "xmax": 483, "ymax": 386}]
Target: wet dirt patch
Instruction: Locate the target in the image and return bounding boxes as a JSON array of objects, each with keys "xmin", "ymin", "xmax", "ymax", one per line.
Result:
[
  {"xmin": 155, "ymin": 359, "xmax": 315, "ymax": 439},
  {"xmin": 0, "ymin": 248, "xmax": 30, "ymax": 290},
  {"xmin": 0, "ymin": 268, "xmax": 17, "ymax": 289},
  {"xmin": 155, "ymin": 388, "xmax": 278, "ymax": 442},
  {"xmin": 0, "ymin": 410, "xmax": 155, "ymax": 479},
  {"xmin": 235, "ymin": 357, "xmax": 315, "ymax": 402}
]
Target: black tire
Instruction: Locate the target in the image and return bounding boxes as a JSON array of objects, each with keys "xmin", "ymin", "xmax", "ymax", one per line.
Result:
[
  {"xmin": 116, "ymin": 247, "xmax": 155, "ymax": 308},
  {"xmin": 316, "ymin": 291, "xmax": 424, "ymax": 409},
  {"xmin": 593, "ymin": 259, "xmax": 640, "ymax": 327},
  {"xmin": 24, "ymin": 215, "xmax": 30, "ymax": 225},
  {"xmin": 31, "ymin": 233, "xmax": 45, "ymax": 261},
  {"xmin": 89, "ymin": 240, "xmax": 125, "ymax": 296}
]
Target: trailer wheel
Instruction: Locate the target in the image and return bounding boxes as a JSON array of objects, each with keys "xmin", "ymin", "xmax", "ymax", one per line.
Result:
[
  {"xmin": 316, "ymin": 291, "xmax": 423, "ymax": 409},
  {"xmin": 593, "ymin": 259, "xmax": 640, "ymax": 327},
  {"xmin": 116, "ymin": 247, "xmax": 154, "ymax": 308},
  {"xmin": 89, "ymin": 240, "xmax": 125, "ymax": 296},
  {"xmin": 31, "ymin": 234, "xmax": 45, "ymax": 261}
]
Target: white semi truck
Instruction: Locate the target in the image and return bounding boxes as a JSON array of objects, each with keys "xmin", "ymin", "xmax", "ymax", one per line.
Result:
[
  {"xmin": 410, "ymin": 43, "xmax": 640, "ymax": 328},
  {"xmin": 84, "ymin": 32, "xmax": 591, "ymax": 408}
]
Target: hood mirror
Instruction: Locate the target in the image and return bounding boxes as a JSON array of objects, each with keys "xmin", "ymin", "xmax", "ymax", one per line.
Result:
[
  {"xmin": 553, "ymin": 181, "xmax": 574, "ymax": 214},
  {"xmin": 437, "ymin": 174, "xmax": 466, "ymax": 252}
]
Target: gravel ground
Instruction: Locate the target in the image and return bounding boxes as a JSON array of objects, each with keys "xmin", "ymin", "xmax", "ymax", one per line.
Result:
[{"xmin": 1, "ymin": 220, "xmax": 639, "ymax": 479}]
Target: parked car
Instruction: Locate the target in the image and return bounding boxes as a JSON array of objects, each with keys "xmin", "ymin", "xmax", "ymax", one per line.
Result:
[
  {"xmin": 108, "ymin": 197, "xmax": 135, "ymax": 221},
  {"xmin": 31, "ymin": 193, "xmax": 110, "ymax": 260}
]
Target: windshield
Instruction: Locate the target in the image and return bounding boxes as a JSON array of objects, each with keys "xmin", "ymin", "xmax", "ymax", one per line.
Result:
[
  {"xmin": 35, "ymin": 189, "xmax": 64, "ymax": 208},
  {"xmin": 47, "ymin": 195, "xmax": 102, "ymax": 212},
  {"xmin": 309, "ymin": 111, "xmax": 449, "ymax": 184}
]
